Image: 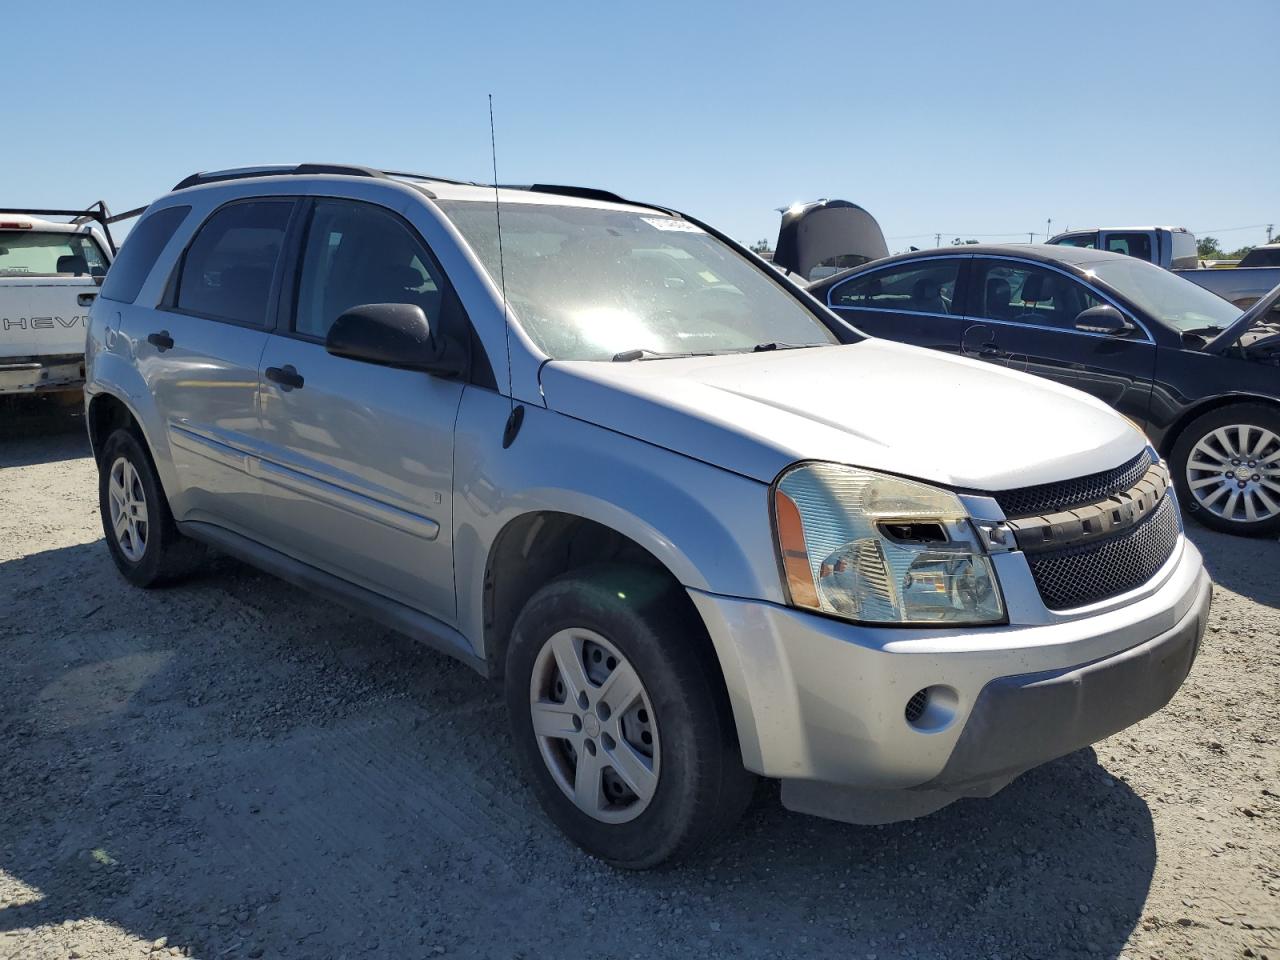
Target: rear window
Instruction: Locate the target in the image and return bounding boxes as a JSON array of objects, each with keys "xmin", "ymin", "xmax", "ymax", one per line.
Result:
[
  {"xmin": 1239, "ymin": 247, "xmax": 1280, "ymax": 268},
  {"xmin": 100, "ymin": 206, "xmax": 190, "ymax": 304},
  {"xmin": 0, "ymin": 230, "xmax": 108, "ymax": 279}
]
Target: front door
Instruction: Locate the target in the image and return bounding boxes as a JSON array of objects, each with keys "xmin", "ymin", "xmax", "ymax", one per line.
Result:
[
  {"xmin": 962, "ymin": 257, "xmax": 1156, "ymax": 427},
  {"xmin": 254, "ymin": 198, "xmax": 466, "ymax": 621},
  {"xmin": 824, "ymin": 256, "xmax": 969, "ymax": 353}
]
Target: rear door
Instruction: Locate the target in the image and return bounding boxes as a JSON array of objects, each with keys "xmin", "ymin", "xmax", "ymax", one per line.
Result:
[
  {"xmin": 823, "ymin": 256, "xmax": 970, "ymax": 352},
  {"xmin": 141, "ymin": 198, "xmax": 295, "ymax": 534},
  {"xmin": 254, "ymin": 197, "xmax": 466, "ymax": 621},
  {"xmin": 961, "ymin": 257, "xmax": 1157, "ymax": 426}
]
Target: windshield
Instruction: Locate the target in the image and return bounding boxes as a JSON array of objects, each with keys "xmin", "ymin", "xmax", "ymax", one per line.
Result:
[
  {"xmin": 0, "ymin": 230, "xmax": 108, "ymax": 278},
  {"xmin": 436, "ymin": 200, "xmax": 839, "ymax": 360},
  {"xmin": 1084, "ymin": 257, "xmax": 1240, "ymax": 333}
]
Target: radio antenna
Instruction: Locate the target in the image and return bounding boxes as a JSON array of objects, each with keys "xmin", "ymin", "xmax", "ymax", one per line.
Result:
[{"xmin": 489, "ymin": 94, "xmax": 514, "ymax": 402}]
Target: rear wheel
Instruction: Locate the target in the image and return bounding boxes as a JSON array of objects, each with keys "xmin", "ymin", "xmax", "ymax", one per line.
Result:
[
  {"xmin": 98, "ymin": 428, "xmax": 205, "ymax": 586},
  {"xmin": 505, "ymin": 565, "xmax": 755, "ymax": 869},
  {"xmin": 1171, "ymin": 403, "xmax": 1280, "ymax": 537}
]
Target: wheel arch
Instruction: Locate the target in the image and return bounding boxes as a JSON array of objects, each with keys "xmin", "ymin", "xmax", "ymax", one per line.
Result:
[
  {"xmin": 481, "ymin": 510, "xmax": 710, "ymax": 681},
  {"xmin": 1158, "ymin": 393, "xmax": 1280, "ymax": 458},
  {"xmin": 87, "ymin": 390, "xmax": 150, "ymax": 462}
]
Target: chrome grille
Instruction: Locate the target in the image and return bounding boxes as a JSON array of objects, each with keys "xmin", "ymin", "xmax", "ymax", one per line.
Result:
[
  {"xmin": 1027, "ymin": 493, "xmax": 1179, "ymax": 610},
  {"xmin": 995, "ymin": 449, "xmax": 1154, "ymax": 519}
]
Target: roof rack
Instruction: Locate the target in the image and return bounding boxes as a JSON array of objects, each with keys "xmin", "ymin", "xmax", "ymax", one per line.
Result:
[
  {"xmin": 168, "ymin": 165, "xmax": 673, "ymax": 216},
  {"xmin": 171, "ymin": 164, "xmax": 486, "ymax": 193}
]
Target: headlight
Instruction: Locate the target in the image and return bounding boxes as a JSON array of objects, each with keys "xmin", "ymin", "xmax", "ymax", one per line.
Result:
[{"xmin": 773, "ymin": 462, "xmax": 1005, "ymax": 625}]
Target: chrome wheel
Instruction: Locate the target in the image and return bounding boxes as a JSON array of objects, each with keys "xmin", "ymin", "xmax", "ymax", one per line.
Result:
[
  {"xmin": 1185, "ymin": 424, "xmax": 1280, "ymax": 524},
  {"xmin": 107, "ymin": 455, "xmax": 149, "ymax": 562},
  {"xmin": 529, "ymin": 628, "xmax": 659, "ymax": 824}
]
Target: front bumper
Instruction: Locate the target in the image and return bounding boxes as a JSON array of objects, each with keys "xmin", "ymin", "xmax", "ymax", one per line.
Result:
[{"xmin": 689, "ymin": 534, "xmax": 1210, "ymax": 811}]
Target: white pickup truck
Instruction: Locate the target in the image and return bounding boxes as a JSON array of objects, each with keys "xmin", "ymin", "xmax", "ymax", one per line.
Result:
[{"xmin": 0, "ymin": 205, "xmax": 115, "ymax": 395}]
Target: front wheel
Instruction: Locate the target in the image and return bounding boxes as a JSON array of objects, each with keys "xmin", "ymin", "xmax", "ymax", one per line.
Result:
[
  {"xmin": 1170, "ymin": 403, "xmax": 1280, "ymax": 538},
  {"xmin": 504, "ymin": 566, "xmax": 755, "ymax": 869}
]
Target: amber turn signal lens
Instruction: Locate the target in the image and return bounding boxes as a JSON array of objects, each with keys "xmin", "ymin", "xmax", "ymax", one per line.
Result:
[{"xmin": 774, "ymin": 488, "xmax": 819, "ymax": 608}]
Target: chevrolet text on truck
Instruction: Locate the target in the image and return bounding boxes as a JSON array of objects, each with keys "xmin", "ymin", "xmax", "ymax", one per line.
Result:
[
  {"xmin": 0, "ymin": 205, "xmax": 119, "ymax": 396},
  {"xmin": 85, "ymin": 165, "xmax": 1211, "ymax": 868}
]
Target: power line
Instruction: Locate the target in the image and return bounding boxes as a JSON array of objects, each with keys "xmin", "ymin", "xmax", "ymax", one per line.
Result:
[
  {"xmin": 886, "ymin": 230, "xmax": 1034, "ymax": 240},
  {"xmin": 1189, "ymin": 223, "xmax": 1272, "ymax": 235}
]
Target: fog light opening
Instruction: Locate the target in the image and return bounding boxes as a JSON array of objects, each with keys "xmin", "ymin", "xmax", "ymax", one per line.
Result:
[{"xmin": 905, "ymin": 685, "xmax": 959, "ymax": 732}]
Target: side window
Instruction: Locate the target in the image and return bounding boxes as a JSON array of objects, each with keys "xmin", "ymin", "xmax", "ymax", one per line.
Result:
[
  {"xmin": 971, "ymin": 260, "xmax": 1102, "ymax": 330},
  {"xmin": 1105, "ymin": 232, "xmax": 1154, "ymax": 261},
  {"xmin": 1051, "ymin": 233, "xmax": 1097, "ymax": 249},
  {"xmin": 99, "ymin": 205, "xmax": 190, "ymax": 304},
  {"xmin": 293, "ymin": 199, "xmax": 447, "ymax": 341},
  {"xmin": 829, "ymin": 260, "xmax": 961, "ymax": 315},
  {"xmin": 175, "ymin": 200, "xmax": 292, "ymax": 326}
]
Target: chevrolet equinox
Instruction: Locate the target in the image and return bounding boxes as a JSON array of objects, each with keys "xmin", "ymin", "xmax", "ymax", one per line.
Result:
[{"xmin": 85, "ymin": 164, "xmax": 1212, "ymax": 868}]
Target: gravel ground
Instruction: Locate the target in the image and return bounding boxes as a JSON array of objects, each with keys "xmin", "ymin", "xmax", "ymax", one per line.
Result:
[{"xmin": 1, "ymin": 398, "xmax": 1276, "ymax": 960}]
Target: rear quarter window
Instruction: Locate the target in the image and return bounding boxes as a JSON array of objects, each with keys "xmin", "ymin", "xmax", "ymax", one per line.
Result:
[{"xmin": 100, "ymin": 206, "xmax": 191, "ymax": 304}]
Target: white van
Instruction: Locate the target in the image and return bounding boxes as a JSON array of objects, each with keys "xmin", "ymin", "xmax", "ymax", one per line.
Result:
[{"xmin": 0, "ymin": 206, "xmax": 114, "ymax": 395}]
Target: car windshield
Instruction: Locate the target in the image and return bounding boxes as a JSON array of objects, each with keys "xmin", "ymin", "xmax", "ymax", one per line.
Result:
[
  {"xmin": 435, "ymin": 200, "xmax": 839, "ymax": 361},
  {"xmin": 0, "ymin": 230, "xmax": 108, "ymax": 278},
  {"xmin": 1084, "ymin": 257, "xmax": 1240, "ymax": 333}
]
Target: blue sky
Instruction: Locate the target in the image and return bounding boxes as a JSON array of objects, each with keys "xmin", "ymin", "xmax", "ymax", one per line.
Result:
[{"xmin": 8, "ymin": 0, "xmax": 1278, "ymax": 249}]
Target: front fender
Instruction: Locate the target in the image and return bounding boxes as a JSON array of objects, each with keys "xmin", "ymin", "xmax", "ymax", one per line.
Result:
[{"xmin": 452, "ymin": 388, "xmax": 784, "ymax": 654}]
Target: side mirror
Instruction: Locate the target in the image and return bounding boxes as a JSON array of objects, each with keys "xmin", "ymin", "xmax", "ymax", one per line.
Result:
[
  {"xmin": 325, "ymin": 303, "xmax": 465, "ymax": 377},
  {"xmin": 1074, "ymin": 304, "xmax": 1134, "ymax": 336}
]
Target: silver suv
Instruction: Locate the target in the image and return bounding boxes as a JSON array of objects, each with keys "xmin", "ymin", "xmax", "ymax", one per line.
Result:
[{"xmin": 86, "ymin": 164, "xmax": 1212, "ymax": 868}]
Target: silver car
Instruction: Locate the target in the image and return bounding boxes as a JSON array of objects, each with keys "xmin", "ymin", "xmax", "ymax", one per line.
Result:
[{"xmin": 85, "ymin": 164, "xmax": 1212, "ymax": 868}]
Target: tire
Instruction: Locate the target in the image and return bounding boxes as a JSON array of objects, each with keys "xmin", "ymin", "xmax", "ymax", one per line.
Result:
[
  {"xmin": 98, "ymin": 428, "xmax": 205, "ymax": 586},
  {"xmin": 504, "ymin": 565, "xmax": 755, "ymax": 869},
  {"xmin": 1170, "ymin": 403, "xmax": 1280, "ymax": 538}
]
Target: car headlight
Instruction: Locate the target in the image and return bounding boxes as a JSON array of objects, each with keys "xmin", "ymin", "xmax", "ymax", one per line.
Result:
[{"xmin": 773, "ymin": 462, "xmax": 1005, "ymax": 625}]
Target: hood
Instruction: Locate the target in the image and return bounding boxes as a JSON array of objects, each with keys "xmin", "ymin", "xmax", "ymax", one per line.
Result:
[
  {"xmin": 772, "ymin": 199, "xmax": 889, "ymax": 281},
  {"xmin": 1206, "ymin": 279, "xmax": 1280, "ymax": 354},
  {"xmin": 540, "ymin": 340, "xmax": 1146, "ymax": 491}
]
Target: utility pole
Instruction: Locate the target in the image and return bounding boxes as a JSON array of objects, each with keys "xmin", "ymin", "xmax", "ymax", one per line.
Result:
[
  {"xmin": 1028, "ymin": 232, "xmax": 1034, "ymax": 244},
  {"xmin": 1045, "ymin": 218, "xmax": 1052, "ymax": 242},
  {"xmin": 935, "ymin": 233, "xmax": 941, "ymax": 247},
  {"xmin": 1268, "ymin": 224, "xmax": 1274, "ymax": 243}
]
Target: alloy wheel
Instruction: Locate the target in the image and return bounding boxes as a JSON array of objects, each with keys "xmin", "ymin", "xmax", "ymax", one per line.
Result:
[
  {"xmin": 529, "ymin": 628, "xmax": 659, "ymax": 824},
  {"xmin": 107, "ymin": 456, "xmax": 149, "ymax": 562},
  {"xmin": 1185, "ymin": 424, "xmax": 1280, "ymax": 524}
]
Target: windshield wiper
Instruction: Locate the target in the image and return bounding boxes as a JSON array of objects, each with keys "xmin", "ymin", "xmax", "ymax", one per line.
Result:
[
  {"xmin": 1181, "ymin": 324, "xmax": 1225, "ymax": 338},
  {"xmin": 612, "ymin": 342, "xmax": 828, "ymax": 362},
  {"xmin": 751, "ymin": 341, "xmax": 826, "ymax": 352},
  {"xmin": 612, "ymin": 348, "xmax": 705, "ymax": 362}
]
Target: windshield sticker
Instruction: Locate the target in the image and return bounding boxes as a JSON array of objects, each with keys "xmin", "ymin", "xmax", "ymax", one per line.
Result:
[{"xmin": 641, "ymin": 217, "xmax": 704, "ymax": 234}]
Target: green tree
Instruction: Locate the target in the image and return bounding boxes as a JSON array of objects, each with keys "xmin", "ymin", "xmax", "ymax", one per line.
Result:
[
  {"xmin": 1225, "ymin": 245, "xmax": 1255, "ymax": 260},
  {"xmin": 1197, "ymin": 236, "xmax": 1223, "ymax": 259},
  {"xmin": 749, "ymin": 239, "xmax": 772, "ymax": 254}
]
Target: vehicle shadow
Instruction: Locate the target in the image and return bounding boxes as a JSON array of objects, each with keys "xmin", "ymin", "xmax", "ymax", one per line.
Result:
[
  {"xmin": 1183, "ymin": 521, "xmax": 1279, "ymax": 609},
  {"xmin": 0, "ymin": 395, "xmax": 89, "ymax": 466},
  {"xmin": 0, "ymin": 540, "xmax": 1158, "ymax": 959}
]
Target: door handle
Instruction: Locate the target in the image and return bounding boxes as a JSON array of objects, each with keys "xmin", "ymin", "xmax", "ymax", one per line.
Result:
[
  {"xmin": 146, "ymin": 331, "xmax": 174, "ymax": 351},
  {"xmin": 77, "ymin": 292, "xmax": 98, "ymax": 307},
  {"xmin": 265, "ymin": 364, "xmax": 305, "ymax": 390}
]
